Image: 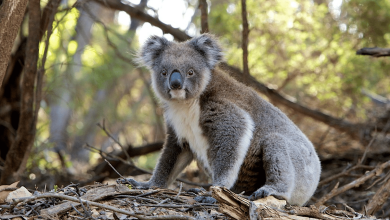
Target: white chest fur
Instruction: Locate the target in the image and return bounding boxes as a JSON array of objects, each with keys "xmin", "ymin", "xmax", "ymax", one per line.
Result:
[{"xmin": 164, "ymin": 99, "xmax": 211, "ymax": 174}]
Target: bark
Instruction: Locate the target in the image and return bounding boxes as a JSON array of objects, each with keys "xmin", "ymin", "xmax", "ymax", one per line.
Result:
[
  {"xmin": 0, "ymin": 0, "xmax": 28, "ymax": 89},
  {"xmin": 0, "ymin": 0, "xmax": 61, "ymax": 163},
  {"xmin": 1, "ymin": 0, "xmax": 41, "ymax": 184},
  {"xmin": 0, "ymin": 39, "xmax": 26, "ymax": 160},
  {"xmin": 241, "ymin": 0, "xmax": 250, "ymax": 83},
  {"xmin": 199, "ymin": 0, "xmax": 209, "ymax": 34}
]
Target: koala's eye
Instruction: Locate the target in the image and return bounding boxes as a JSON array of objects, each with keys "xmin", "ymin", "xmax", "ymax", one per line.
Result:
[
  {"xmin": 161, "ymin": 69, "xmax": 167, "ymax": 76},
  {"xmin": 187, "ymin": 69, "xmax": 194, "ymax": 76}
]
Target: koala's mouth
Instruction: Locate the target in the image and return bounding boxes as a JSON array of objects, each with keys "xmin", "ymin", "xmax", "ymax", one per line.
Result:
[{"xmin": 169, "ymin": 89, "xmax": 186, "ymax": 100}]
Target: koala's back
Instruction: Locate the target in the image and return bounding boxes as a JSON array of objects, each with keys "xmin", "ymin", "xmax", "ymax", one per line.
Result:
[{"xmin": 198, "ymin": 68, "xmax": 321, "ymax": 204}]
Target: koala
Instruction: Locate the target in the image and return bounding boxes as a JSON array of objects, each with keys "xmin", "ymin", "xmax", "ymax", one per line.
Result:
[{"xmin": 128, "ymin": 33, "xmax": 321, "ymax": 206}]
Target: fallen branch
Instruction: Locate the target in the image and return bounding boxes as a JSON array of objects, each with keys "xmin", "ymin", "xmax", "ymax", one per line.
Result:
[
  {"xmin": 210, "ymin": 186, "xmax": 360, "ymax": 219},
  {"xmin": 318, "ymin": 164, "xmax": 373, "ymax": 187},
  {"xmin": 315, "ymin": 160, "xmax": 390, "ymax": 206},
  {"xmin": 365, "ymin": 171, "xmax": 390, "ymax": 215}
]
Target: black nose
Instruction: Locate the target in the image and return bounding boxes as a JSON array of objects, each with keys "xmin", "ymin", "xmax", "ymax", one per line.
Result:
[{"xmin": 169, "ymin": 71, "xmax": 183, "ymax": 89}]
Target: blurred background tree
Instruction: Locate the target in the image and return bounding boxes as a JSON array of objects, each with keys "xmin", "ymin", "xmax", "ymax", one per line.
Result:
[{"xmin": 0, "ymin": 0, "xmax": 389, "ymax": 216}]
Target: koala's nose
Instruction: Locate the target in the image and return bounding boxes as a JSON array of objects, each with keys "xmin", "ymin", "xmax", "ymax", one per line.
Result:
[{"xmin": 169, "ymin": 71, "xmax": 183, "ymax": 90}]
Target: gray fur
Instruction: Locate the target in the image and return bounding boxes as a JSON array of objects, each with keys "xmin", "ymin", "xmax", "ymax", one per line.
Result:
[{"xmin": 130, "ymin": 33, "xmax": 321, "ymax": 206}]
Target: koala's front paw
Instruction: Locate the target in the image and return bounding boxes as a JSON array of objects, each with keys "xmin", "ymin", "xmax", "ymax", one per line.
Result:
[
  {"xmin": 194, "ymin": 195, "xmax": 217, "ymax": 204},
  {"xmin": 249, "ymin": 186, "xmax": 285, "ymax": 201},
  {"xmin": 117, "ymin": 178, "xmax": 152, "ymax": 189},
  {"xmin": 187, "ymin": 188, "xmax": 206, "ymax": 195}
]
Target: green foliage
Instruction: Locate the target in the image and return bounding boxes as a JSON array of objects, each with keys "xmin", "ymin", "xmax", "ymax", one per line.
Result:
[
  {"xmin": 209, "ymin": 0, "xmax": 390, "ymax": 119},
  {"xmin": 342, "ymin": 0, "xmax": 390, "ymax": 46}
]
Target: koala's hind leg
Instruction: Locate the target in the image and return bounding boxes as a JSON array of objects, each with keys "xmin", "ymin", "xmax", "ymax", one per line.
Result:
[{"xmin": 249, "ymin": 133, "xmax": 295, "ymax": 203}]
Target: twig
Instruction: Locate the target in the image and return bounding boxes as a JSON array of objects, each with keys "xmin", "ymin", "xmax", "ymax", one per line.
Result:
[
  {"xmin": 12, "ymin": 193, "xmax": 194, "ymax": 220},
  {"xmin": 104, "ymin": 158, "xmax": 136, "ymax": 186},
  {"xmin": 359, "ymin": 127, "xmax": 378, "ymax": 165},
  {"xmin": 142, "ymin": 203, "xmax": 218, "ymax": 208},
  {"xmin": 115, "ymin": 195, "xmax": 159, "ymax": 204},
  {"xmin": 85, "ymin": 143, "xmax": 153, "ymax": 175},
  {"xmin": 175, "ymin": 183, "xmax": 183, "ymax": 199},
  {"xmin": 97, "ymin": 120, "xmax": 133, "ymax": 164},
  {"xmin": 137, "ymin": 190, "xmax": 162, "ymax": 198},
  {"xmin": 365, "ymin": 172, "xmax": 390, "ymax": 215},
  {"xmin": 199, "ymin": 0, "xmax": 208, "ymax": 33},
  {"xmin": 318, "ymin": 164, "xmax": 373, "ymax": 187},
  {"xmin": 85, "ymin": 143, "xmax": 211, "ymax": 188},
  {"xmin": 241, "ymin": 0, "xmax": 250, "ymax": 83},
  {"xmin": 315, "ymin": 160, "xmax": 390, "ymax": 206}
]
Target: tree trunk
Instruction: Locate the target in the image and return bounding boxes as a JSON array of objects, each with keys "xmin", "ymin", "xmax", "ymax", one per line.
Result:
[
  {"xmin": 1, "ymin": 0, "xmax": 41, "ymax": 185},
  {"xmin": 0, "ymin": 0, "xmax": 28, "ymax": 89},
  {"xmin": 0, "ymin": 0, "xmax": 61, "ymax": 168}
]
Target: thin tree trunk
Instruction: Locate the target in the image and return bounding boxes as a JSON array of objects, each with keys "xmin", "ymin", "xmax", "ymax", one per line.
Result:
[
  {"xmin": 199, "ymin": 0, "xmax": 209, "ymax": 34},
  {"xmin": 0, "ymin": 0, "xmax": 62, "ymax": 163},
  {"xmin": 241, "ymin": 0, "xmax": 250, "ymax": 83},
  {"xmin": 1, "ymin": 0, "xmax": 41, "ymax": 184},
  {"xmin": 0, "ymin": 0, "xmax": 28, "ymax": 89}
]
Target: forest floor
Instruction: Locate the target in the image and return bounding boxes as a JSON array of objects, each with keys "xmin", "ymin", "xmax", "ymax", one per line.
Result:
[
  {"xmin": 1, "ymin": 144, "xmax": 390, "ymax": 219},
  {"xmin": 0, "ymin": 168, "xmax": 384, "ymax": 220},
  {"xmin": 0, "ymin": 181, "xmax": 375, "ymax": 220}
]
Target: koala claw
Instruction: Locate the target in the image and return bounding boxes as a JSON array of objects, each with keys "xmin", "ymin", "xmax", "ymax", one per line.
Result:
[
  {"xmin": 194, "ymin": 195, "xmax": 217, "ymax": 204},
  {"xmin": 249, "ymin": 187, "xmax": 286, "ymax": 201},
  {"xmin": 187, "ymin": 188, "xmax": 206, "ymax": 195}
]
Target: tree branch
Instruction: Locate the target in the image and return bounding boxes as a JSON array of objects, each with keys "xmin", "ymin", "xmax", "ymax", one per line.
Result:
[
  {"xmin": 356, "ymin": 47, "xmax": 390, "ymax": 57},
  {"xmin": 241, "ymin": 0, "xmax": 250, "ymax": 82},
  {"xmin": 93, "ymin": 0, "xmax": 190, "ymax": 41},
  {"xmin": 199, "ymin": 0, "xmax": 209, "ymax": 34}
]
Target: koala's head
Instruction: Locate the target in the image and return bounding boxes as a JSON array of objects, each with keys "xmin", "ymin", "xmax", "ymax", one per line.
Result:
[{"xmin": 138, "ymin": 34, "xmax": 223, "ymax": 101}]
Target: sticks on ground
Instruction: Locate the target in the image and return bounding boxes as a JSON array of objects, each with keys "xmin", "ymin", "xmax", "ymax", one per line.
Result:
[
  {"xmin": 365, "ymin": 171, "xmax": 390, "ymax": 215},
  {"xmin": 315, "ymin": 160, "xmax": 390, "ymax": 207}
]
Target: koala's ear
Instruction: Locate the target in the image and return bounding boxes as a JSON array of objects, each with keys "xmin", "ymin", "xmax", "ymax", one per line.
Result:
[
  {"xmin": 188, "ymin": 34, "xmax": 223, "ymax": 69},
  {"xmin": 138, "ymin": 36, "xmax": 170, "ymax": 67}
]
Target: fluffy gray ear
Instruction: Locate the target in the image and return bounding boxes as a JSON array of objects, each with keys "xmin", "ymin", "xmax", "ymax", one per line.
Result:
[
  {"xmin": 188, "ymin": 34, "xmax": 223, "ymax": 69},
  {"xmin": 138, "ymin": 36, "xmax": 170, "ymax": 67}
]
